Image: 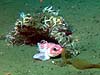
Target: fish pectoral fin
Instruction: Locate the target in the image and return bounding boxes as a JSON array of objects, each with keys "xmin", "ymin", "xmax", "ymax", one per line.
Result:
[{"xmin": 33, "ymin": 52, "xmax": 50, "ymax": 61}]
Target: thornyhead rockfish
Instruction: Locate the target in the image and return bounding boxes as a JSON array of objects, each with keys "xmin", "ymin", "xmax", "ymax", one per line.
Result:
[{"xmin": 33, "ymin": 40, "xmax": 63, "ymax": 61}]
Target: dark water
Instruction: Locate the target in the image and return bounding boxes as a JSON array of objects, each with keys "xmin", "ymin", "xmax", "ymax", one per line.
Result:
[{"xmin": 0, "ymin": 0, "xmax": 100, "ymax": 75}]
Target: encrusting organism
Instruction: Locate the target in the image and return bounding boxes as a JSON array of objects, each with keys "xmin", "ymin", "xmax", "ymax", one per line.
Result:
[{"xmin": 5, "ymin": 6, "xmax": 79, "ymax": 56}]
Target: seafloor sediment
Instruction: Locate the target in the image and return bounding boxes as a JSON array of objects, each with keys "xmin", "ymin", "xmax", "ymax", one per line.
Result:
[{"xmin": 0, "ymin": 0, "xmax": 100, "ymax": 75}]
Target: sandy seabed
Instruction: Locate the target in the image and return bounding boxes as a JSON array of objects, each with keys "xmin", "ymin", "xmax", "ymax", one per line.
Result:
[{"xmin": 0, "ymin": 0, "xmax": 100, "ymax": 75}]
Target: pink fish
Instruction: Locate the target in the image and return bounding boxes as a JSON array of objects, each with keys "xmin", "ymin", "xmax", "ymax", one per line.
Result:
[{"xmin": 33, "ymin": 40, "xmax": 63, "ymax": 61}]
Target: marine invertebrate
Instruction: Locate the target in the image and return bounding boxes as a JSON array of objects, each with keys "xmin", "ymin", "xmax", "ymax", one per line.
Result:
[
  {"xmin": 6, "ymin": 6, "xmax": 79, "ymax": 56},
  {"xmin": 42, "ymin": 6, "xmax": 59, "ymax": 16}
]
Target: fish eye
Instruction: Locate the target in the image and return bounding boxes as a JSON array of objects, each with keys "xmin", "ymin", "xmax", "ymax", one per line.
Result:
[
  {"xmin": 53, "ymin": 48, "xmax": 58, "ymax": 51},
  {"xmin": 40, "ymin": 40, "xmax": 46, "ymax": 44},
  {"xmin": 25, "ymin": 18, "xmax": 29, "ymax": 21}
]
